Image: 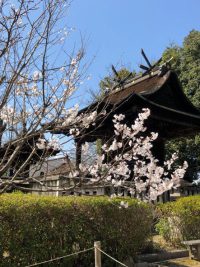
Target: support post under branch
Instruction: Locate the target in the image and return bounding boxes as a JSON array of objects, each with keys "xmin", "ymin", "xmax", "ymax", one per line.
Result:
[{"xmin": 75, "ymin": 141, "xmax": 82, "ymax": 169}]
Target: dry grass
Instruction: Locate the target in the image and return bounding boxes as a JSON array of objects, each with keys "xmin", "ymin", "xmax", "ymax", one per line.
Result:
[{"xmin": 152, "ymin": 235, "xmax": 181, "ymax": 252}]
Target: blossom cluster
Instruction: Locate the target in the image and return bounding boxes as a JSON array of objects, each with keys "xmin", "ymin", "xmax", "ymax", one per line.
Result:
[
  {"xmin": 0, "ymin": 51, "xmax": 84, "ymax": 128},
  {"xmin": 36, "ymin": 137, "xmax": 61, "ymax": 151},
  {"xmin": 71, "ymin": 108, "xmax": 188, "ymax": 202},
  {"xmin": 0, "ymin": 106, "xmax": 15, "ymax": 124},
  {"xmin": 61, "ymin": 105, "xmax": 106, "ymax": 137},
  {"xmin": 16, "ymin": 74, "xmax": 42, "ymax": 97}
]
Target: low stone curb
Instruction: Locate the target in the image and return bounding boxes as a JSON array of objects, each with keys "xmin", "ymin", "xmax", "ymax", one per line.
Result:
[
  {"xmin": 136, "ymin": 249, "xmax": 188, "ymax": 263},
  {"xmin": 123, "ymin": 250, "xmax": 189, "ymax": 266}
]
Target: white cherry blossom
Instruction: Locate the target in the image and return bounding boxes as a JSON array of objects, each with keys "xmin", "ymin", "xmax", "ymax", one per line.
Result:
[{"xmin": 73, "ymin": 109, "xmax": 188, "ymax": 202}]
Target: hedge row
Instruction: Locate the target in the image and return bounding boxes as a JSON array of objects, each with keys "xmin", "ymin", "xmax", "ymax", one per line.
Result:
[
  {"xmin": 0, "ymin": 193, "xmax": 153, "ymax": 266},
  {"xmin": 156, "ymin": 195, "xmax": 200, "ymax": 246}
]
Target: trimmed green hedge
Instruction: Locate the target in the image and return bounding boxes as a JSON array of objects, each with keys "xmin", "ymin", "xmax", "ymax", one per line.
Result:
[
  {"xmin": 0, "ymin": 193, "xmax": 153, "ymax": 266},
  {"xmin": 156, "ymin": 195, "xmax": 200, "ymax": 246}
]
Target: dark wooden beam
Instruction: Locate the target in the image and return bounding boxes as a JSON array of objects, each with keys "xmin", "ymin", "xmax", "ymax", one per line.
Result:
[
  {"xmin": 141, "ymin": 49, "xmax": 152, "ymax": 68},
  {"xmin": 151, "ymin": 138, "xmax": 165, "ymax": 164},
  {"xmin": 76, "ymin": 141, "xmax": 82, "ymax": 169}
]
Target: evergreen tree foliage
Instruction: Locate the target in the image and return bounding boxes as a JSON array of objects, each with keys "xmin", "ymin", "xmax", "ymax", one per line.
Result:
[
  {"xmin": 99, "ymin": 67, "xmax": 134, "ymax": 94},
  {"xmin": 163, "ymin": 30, "xmax": 200, "ymax": 181}
]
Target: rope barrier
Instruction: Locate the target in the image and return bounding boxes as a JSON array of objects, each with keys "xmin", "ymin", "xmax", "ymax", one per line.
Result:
[
  {"xmin": 96, "ymin": 247, "xmax": 128, "ymax": 267},
  {"xmin": 25, "ymin": 242, "xmax": 128, "ymax": 267},
  {"xmin": 25, "ymin": 247, "xmax": 94, "ymax": 267}
]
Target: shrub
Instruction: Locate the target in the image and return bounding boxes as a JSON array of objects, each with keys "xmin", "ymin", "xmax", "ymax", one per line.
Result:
[
  {"xmin": 0, "ymin": 193, "xmax": 153, "ymax": 266},
  {"xmin": 156, "ymin": 195, "xmax": 200, "ymax": 246}
]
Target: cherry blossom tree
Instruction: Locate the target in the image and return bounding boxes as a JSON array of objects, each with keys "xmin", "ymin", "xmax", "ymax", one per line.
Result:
[
  {"xmin": 69, "ymin": 108, "xmax": 188, "ymax": 202},
  {"xmin": 0, "ymin": 0, "xmax": 86, "ymax": 192}
]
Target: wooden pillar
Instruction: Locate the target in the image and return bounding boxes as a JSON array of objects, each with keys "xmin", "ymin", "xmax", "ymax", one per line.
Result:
[
  {"xmin": 151, "ymin": 137, "xmax": 165, "ymax": 164},
  {"xmin": 76, "ymin": 141, "xmax": 82, "ymax": 169},
  {"xmin": 0, "ymin": 119, "xmax": 6, "ymax": 147},
  {"xmin": 23, "ymin": 163, "xmax": 30, "ymax": 178}
]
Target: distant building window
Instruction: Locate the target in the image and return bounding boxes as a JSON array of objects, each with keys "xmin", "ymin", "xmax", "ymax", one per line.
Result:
[
  {"xmin": 85, "ymin": 191, "xmax": 90, "ymax": 195},
  {"xmin": 93, "ymin": 191, "xmax": 97, "ymax": 195}
]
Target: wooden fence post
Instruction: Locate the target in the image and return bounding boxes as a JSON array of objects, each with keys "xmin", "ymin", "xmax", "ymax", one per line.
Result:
[{"xmin": 94, "ymin": 241, "xmax": 101, "ymax": 267}]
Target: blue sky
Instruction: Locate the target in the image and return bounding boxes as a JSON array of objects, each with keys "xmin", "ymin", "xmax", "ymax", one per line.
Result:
[{"xmin": 66, "ymin": 0, "xmax": 200, "ymax": 107}]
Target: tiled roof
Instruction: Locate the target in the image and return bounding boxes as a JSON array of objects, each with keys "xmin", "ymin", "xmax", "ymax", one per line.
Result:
[
  {"xmin": 30, "ymin": 157, "xmax": 74, "ymax": 178},
  {"xmin": 105, "ymin": 70, "xmax": 167, "ymax": 105},
  {"xmin": 48, "ymin": 161, "xmax": 74, "ymax": 176}
]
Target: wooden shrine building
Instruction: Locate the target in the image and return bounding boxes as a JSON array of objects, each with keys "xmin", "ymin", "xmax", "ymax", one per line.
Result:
[{"xmin": 53, "ymin": 59, "xmax": 200, "ymax": 172}]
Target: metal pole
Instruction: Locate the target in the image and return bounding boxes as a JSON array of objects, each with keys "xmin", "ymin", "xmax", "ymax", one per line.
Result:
[{"xmin": 94, "ymin": 241, "xmax": 101, "ymax": 267}]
